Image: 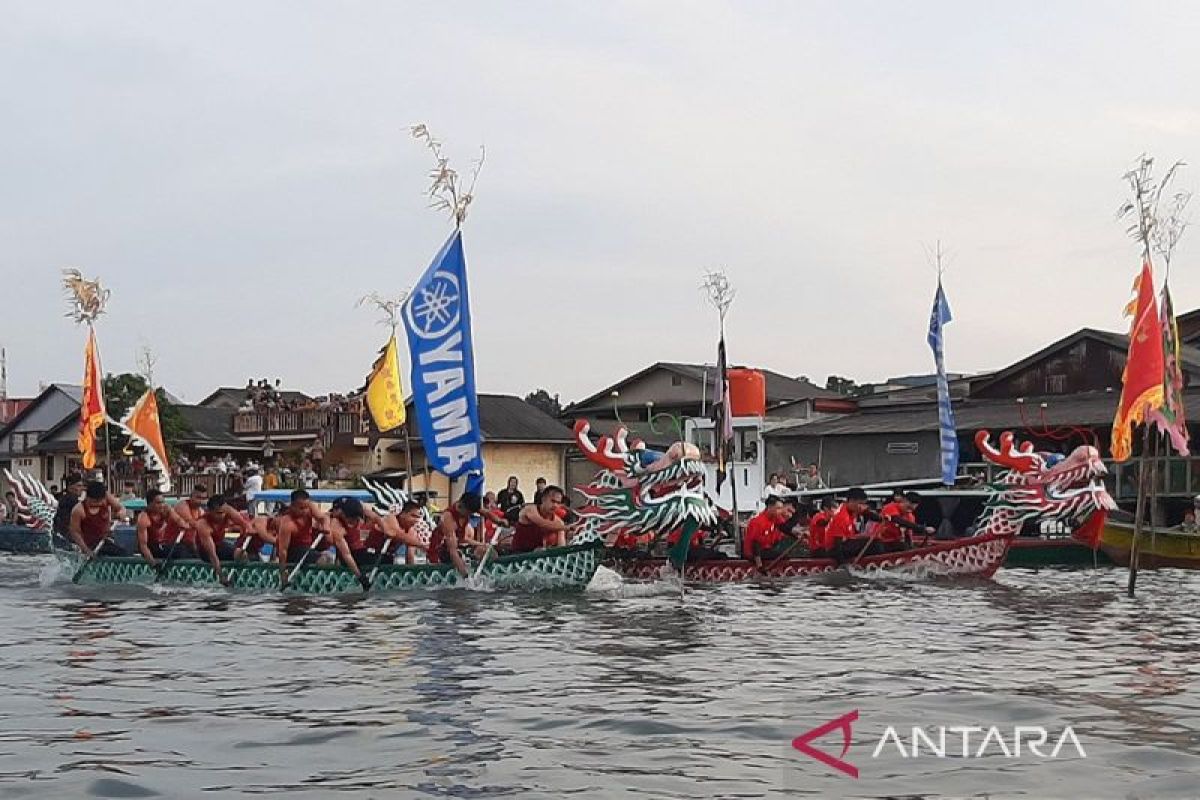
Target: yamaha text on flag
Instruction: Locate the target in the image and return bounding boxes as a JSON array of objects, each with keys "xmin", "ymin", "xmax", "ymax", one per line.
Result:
[
  {"xmin": 927, "ymin": 281, "xmax": 958, "ymax": 485},
  {"xmin": 401, "ymin": 231, "xmax": 485, "ymax": 488}
]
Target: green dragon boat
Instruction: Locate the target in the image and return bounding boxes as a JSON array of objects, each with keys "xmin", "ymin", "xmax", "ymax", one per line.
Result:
[{"xmin": 61, "ymin": 539, "xmax": 605, "ymax": 593}]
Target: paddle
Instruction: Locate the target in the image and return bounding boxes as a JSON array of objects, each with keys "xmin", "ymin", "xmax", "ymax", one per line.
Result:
[
  {"xmin": 153, "ymin": 529, "xmax": 189, "ymax": 583},
  {"xmin": 469, "ymin": 524, "xmax": 505, "ymax": 584},
  {"xmin": 765, "ymin": 534, "xmax": 808, "ymax": 572},
  {"xmin": 281, "ymin": 533, "xmax": 325, "ymax": 590},
  {"xmin": 362, "ymin": 538, "xmax": 396, "ymax": 593},
  {"xmin": 70, "ymin": 538, "xmax": 112, "ymax": 584}
]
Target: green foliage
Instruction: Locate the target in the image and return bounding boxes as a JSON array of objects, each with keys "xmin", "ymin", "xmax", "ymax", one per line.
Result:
[
  {"xmin": 524, "ymin": 388, "xmax": 562, "ymax": 418},
  {"xmin": 824, "ymin": 375, "xmax": 859, "ymax": 396},
  {"xmin": 102, "ymin": 373, "xmax": 192, "ymax": 458}
]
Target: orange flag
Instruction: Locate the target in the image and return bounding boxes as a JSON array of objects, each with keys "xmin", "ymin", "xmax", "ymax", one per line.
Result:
[
  {"xmin": 122, "ymin": 389, "xmax": 171, "ymax": 490},
  {"xmin": 77, "ymin": 327, "xmax": 106, "ymax": 469},
  {"xmin": 1111, "ymin": 261, "xmax": 1165, "ymax": 462}
]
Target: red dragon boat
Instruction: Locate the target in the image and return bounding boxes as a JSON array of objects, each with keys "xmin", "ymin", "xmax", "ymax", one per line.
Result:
[{"xmin": 570, "ymin": 423, "xmax": 1115, "ymax": 584}]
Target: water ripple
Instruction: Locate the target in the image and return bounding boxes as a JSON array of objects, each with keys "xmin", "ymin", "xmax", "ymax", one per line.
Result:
[{"xmin": 0, "ymin": 557, "xmax": 1197, "ymax": 798}]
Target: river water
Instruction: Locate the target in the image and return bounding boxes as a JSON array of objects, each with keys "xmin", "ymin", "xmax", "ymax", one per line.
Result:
[{"xmin": 0, "ymin": 555, "xmax": 1197, "ymax": 800}]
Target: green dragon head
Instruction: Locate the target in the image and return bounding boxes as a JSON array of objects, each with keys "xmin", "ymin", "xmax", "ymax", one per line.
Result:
[{"xmin": 569, "ymin": 420, "xmax": 717, "ymax": 561}]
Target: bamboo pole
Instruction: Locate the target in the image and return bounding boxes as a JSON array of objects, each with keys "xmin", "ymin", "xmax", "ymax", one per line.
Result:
[{"xmin": 1127, "ymin": 425, "xmax": 1154, "ymax": 597}]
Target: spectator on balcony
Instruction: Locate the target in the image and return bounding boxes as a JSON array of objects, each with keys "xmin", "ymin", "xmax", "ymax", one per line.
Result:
[{"xmin": 262, "ymin": 436, "xmax": 276, "ymax": 467}]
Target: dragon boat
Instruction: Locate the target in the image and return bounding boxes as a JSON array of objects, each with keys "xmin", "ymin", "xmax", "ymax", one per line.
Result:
[
  {"xmin": 569, "ymin": 423, "xmax": 1115, "ymax": 583},
  {"xmin": 6, "ymin": 469, "xmax": 604, "ymax": 593},
  {"xmin": 60, "ymin": 540, "xmax": 604, "ymax": 593}
]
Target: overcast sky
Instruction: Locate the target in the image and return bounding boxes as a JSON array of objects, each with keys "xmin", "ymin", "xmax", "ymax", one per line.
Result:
[{"xmin": 3, "ymin": 1, "xmax": 1199, "ymax": 405}]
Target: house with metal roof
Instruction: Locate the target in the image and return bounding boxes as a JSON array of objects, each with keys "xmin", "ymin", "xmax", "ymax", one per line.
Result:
[
  {"xmin": 764, "ymin": 326, "xmax": 1200, "ymax": 496},
  {"xmin": 0, "ymin": 384, "xmax": 83, "ymax": 490},
  {"xmin": 375, "ymin": 393, "xmax": 577, "ymax": 501}
]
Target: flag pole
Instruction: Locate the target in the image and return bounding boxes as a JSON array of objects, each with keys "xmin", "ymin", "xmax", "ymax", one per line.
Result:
[{"xmin": 1128, "ymin": 424, "xmax": 1153, "ymax": 597}]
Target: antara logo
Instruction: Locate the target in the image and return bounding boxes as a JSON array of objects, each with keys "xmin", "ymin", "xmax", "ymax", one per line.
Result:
[{"xmin": 792, "ymin": 711, "xmax": 1086, "ymax": 779}]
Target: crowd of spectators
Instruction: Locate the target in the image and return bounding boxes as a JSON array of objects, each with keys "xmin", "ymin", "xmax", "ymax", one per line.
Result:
[{"xmin": 238, "ymin": 379, "xmax": 363, "ymax": 416}]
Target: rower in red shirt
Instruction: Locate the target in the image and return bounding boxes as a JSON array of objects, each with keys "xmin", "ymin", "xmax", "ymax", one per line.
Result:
[
  {"xmin": 510, "ymin": 486, "xmax": 569, "ymax": 555},
  {"xmin": 136, "ymin": 489, "xmax": 196, "ymax": 568},
  {"xmin": 428, "ymin": 492, "xmax": 484, "ymax": 577},
  {"xmin": 69, "ymin": 481, "xmax": 130, "ymax": 558},
  {"xmin": 742, "ymin": 496, "xmax": 796, "ymax": 571},
  {"xmin": 824, "ymin": 487, "xmax": 871, "ymax": 562},
  {"xmin": 807, "ymin": 498, "xmax": 836, "ymax": 556},
  {"xmin": 875, "ymin": 492, "xmax": 935, "ymax": 552}
]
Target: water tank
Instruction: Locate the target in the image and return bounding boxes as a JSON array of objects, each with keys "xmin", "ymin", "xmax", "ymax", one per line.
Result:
[{"xmin": 727, "ymin": 368, "xmax": 766, "ymax": 417}]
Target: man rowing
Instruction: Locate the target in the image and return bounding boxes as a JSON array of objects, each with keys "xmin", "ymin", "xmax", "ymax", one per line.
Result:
[
  {"xmin": 742, "ymin": 496, "xmax": 802, "ymax": 572},
  {"xmin": 276, "ymin": 489, "xmax": 332, "ymax": 588},
  {"xmin": 193, "ymin": 494, "xmax": 252, "ymax": 561},
  {"xmin": 874, "ymin": 491, "xmax": 935, "ymax": 552},
  {"xmin": 136, "ymin": 489, "xmax": 196, "ymax": 568},
  {"xmin": 69, "ymin": 481, "xmax": 131, "ymax": 558},
  {"xmin": 427, "ymin": 491, "xmax": 484, "ymax": 577},
  {"xmin": 823, "ymin": 487, "xmax": 872, "ymax": 562},
  {"xmin": 510, "ymin": 485, "xmax": 569, "ymax": 555},
  {"xmin": 189, "ymin": 495, "xmax": 244, "ymax": 585}
]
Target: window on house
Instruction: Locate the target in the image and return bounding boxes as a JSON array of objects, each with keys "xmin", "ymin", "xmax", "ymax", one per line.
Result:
[
  {"xmin": 671, "ymin": 375, "xmax": 683, "ymax": 386},
  {"xmin": 1047, "ymin": 374, "xmax": 1066, "ymax": 393},
  {"xmin": 691, "ymin": 428, "xmax": 715, "ymax": 454}
]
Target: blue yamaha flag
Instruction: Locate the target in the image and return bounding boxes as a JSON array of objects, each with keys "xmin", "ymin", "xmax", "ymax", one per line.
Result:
[
  {"xmin": 402, "ymin": 230, "xmax": 485, "ymax": 490},
  {"xmin": 927, "ymin": 280, "xmax": 958, "ymax": 485}
]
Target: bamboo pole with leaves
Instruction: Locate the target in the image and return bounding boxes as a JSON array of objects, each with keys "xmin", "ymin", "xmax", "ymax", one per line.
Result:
[
  {"xmin": 701, "ymin": 269, "xmax": 740, "ymax": 546},
  {"xmin": 1116, "ymin": 155, "xmax": 1188, "ymax": 596}
]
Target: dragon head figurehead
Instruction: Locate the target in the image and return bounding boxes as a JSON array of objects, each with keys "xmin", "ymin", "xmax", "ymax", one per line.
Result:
[
  {"xmin": 569, "ymin": 420, "xmax": 716, "ymax": 553},
  {"xmin": 3, "ymin": 469, "xmax": 58, "ymax": 530},
  {"xmin": 973, "ymin": 430, "xmax": 1116, "ymax": 539}
]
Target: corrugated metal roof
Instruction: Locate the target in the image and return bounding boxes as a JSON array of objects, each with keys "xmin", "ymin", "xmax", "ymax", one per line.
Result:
[
  {"xmin": 764, "ymin": 389, "xmax": 1191, "ymax": 438},
  {"xmin": 388, "ymin": 394, "xmax": 575, "ymax": 450}
]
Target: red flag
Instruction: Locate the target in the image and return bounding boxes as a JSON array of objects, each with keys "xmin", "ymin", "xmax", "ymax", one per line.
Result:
[
  {"xmin": 1111, "ymin": 261, "xmax": 1165, "ymax": 462},
  {"xmin": 78, "ymin": 327, "xmax": 106, "ymax": 469}
]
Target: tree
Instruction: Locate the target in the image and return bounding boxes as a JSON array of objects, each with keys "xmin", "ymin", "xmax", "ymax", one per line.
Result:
[
  {"xmin": 102, "ymin": 373, "xmax": 191, "ymax": 457},
  {"xmin": 524, "ymin": 389, "xmax": 562, "ymax": 418},
  {"xmin": 824, "ymin": 375, "xmax": 860, "ymax": 396}
]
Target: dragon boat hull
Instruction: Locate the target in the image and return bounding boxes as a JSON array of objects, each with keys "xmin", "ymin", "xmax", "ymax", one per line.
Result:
[
  {"xmin": 0, "ymin": 525, "xmax": 52, "ymax": 554},
  {"xmin": 60, "ymin": 540, "xmax": 605, "ymax": 593},
  {"xmin": 609, "ymin": 532, "xmax": 1012, "ymax": 583}
]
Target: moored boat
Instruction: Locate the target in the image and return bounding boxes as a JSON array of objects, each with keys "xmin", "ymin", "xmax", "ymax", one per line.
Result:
[
  {"xmin": 61, "ymin": 538, "xmax": 604, "ymax": 593},
  {"xmin": 1098, "ymin": 519, "xmax": 1200, "ymax": 569}
]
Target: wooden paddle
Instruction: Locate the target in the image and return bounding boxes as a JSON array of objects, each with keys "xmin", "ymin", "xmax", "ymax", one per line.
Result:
[
  {"xmin": 281, "ymin": 533, "xmax": 325, "ymax": 590},
  {"xmin": 153, "ymin": 529, "xmax": 189, "ymax": 583},
  {"xmin": 469, "ymin": 524, "xmax": 506, "ymax": 583},
  {"xmin": 70, "ymin": 540, "xmax": 107, "ymax": 583},
  {"xmin": 362, "ymin": 538, "xmax": 396, "ymax": 593}
]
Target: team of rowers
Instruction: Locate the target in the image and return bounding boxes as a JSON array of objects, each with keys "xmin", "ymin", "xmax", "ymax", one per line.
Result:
[
  {"xmin": 64, "ymin": 477, "xmax": 580, "ymax": 588},
  {"xmin": 740, "ymin": 487, "xmax": 936, "ymax": 571}
]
